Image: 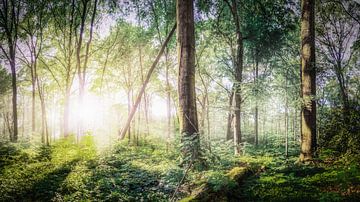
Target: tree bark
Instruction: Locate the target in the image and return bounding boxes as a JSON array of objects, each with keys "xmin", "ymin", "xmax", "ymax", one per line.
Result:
[
  {"xmin": 226, "ymin": 91, "xmax": 234, "ymax": 140},
  {"xmin": 10, "ymin": 50, "xmax": 18, "ymax": 142},
  {"xmin": 300, "ymin": 0, "xmax": 316, "ymax": 162},
  {"xmin": 63, "ymin": 0, "xmax": 76, "ymax": 137},
  {"xmin": 165, "ymin": 49, "xmax": 171, "ymax": 151},
  {"xmin": 254, "ymin": 58, "xmax": 259, "ymax": 146},
  {"xmin": 177, "ymin": 0, "xmax": 200, "ymax": 160},
  {"xmin": 225, "ymin": 0, "xmax": 244, "ymax": 155},
  {"xmin": 285, "ymin": 80, "xmax": 289, "ymax": 157},
  {"xmin": 63, "ymin": 83, "xmax": 71, "ymax": 137}
]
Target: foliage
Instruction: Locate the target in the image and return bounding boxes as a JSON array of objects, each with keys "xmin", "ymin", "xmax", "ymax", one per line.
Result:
[
  {"xmin": 0, "ymin": 136, "xmax": 181, "ymax": 201},
  {"xmin": 0, "ymin": 68, "xmax": 11, "ymax": 96},
  {"xmin": 318, "ymin": 106, "xmax": 360, "ymax": 155},
  {"xmin": 240, "ymin": 152, "xmax": 360, "ymax": 201}
]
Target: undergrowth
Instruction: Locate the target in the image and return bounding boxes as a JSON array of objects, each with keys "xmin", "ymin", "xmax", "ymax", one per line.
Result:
[{"xmin": 0, "ymin": 134, "xmax": 359, "ymax": 201}]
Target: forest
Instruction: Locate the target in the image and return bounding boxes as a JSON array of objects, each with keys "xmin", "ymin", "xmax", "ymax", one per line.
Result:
[{"xmin": 0, "ymin": 0, "xmax": 359, "ymax": 201}]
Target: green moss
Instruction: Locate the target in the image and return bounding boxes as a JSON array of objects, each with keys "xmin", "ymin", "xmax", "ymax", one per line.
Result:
[
  {"xmin": 226, "ymin": 167, "xmax": 247, "ymax": 181},
  {"xmin": 179, "ymin": 195, "xmax": 197, "ymax": 202}
]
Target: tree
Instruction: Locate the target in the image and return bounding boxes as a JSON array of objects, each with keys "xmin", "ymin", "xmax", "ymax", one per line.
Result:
[
  {"xmin": 0, "ymin": 0, "xmax": 22, "ymax": 142},
  {"xmin": 18, "ymin": 0, "xmax": 50, "ymax": 144},
  {"xmin": 223, "ymin": 0, "xmax": 243, "ymax": 155},
  {"xmin": 300, "ymin": 0, "xmax": 316, "ymax": 162},
  {"xmin": 75, "ymin": 0, "xmax": 98, "ymax": 139},
  {"xmin": 49, "ymin": 0, "xmax": 78, "ymax": 137},
  {"xmin": 177, "ymin": 0, "xmax": 201, "ymax": 163},
  {"xmin": 316, "ymin": 0, "xmax": 359, "ymax": 112},
  {"xmin": 242, "ymin": 0, "xmax": 296, "ymax": 147},
  {"xmin": 148, "ymin": 0, "xmax": 176, "ymax": 150}
]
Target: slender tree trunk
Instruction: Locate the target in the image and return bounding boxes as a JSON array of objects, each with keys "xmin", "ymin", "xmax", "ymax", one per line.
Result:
[
  {"xmin": 22, "ymin": 95, "xmax": 26, "ymax": 138},
  {"xmin": 5, "ymin": 111, "xmax": 12, "ymax": 139},
  {"xmin": 31, "ymin": 77, "xmax": 36, "ymax": 133},
  {"xmin": 206, "ymin": 91, "xmax": 211, "ymax": 151},
  {"xmin": 144, "ymin": 92, "xmax": 150, "ymax": 137},
  {"xmin": 177, "ymin": 0, "xmax": 200, "ymax": 161},
  {"xmin": 226, "ymin": 0, "xmax": 244, "ymax": 155},
  {"xmin": 332, "ymin": 62, "xmax": 349, "ymax": 112},
  {"xmin": 199, "ymin": 98, "xmax": 206, "ymax": 137},
  {"xmin": 136, "ymin": 100, "xmax": 140, "ymax": 146},
  {"xmin": 293, "ymin": 108, "xmax": 297, "ymax": 141},
  {"xmin": 37, "ymin": 78, "xmax": 49, "ymax": 145},
  {"xmin": 21, "ymin": 95, "xmax": 25, "ymax": 138},
  {"xmin": 63, "ymin": 83, "xmax": 71, "ymax": 137},
  {"xmin": 165, "ymin": 49, "xmax": 171, "ymax": 151},
  {"xmin": 300, "ymin": 0, "xmax": 316, "ymax": 162},
  {"xmin": 285, "ymin": 82, "xmax": 289, "ymax": 157},
  {"xmin": 262, "ymin": 107, "xmax": 266, "ymax": 144},
  {"xmin": 76, "ymin": 0, "xmax": 97, "ymax": 140},
  {"xmin": 138, "ymin": 45, "xmax": 144, "ymax": 145},
  {"xmin": 127, "ymin": 90, "xmax": 131, "ymax": 144},
  {"xmin": 2, "ymin": 112, "xmax": 6, "ymax": 139},
  {"xmin": 10, "ymin": 46, "xmax": 18, "ymax": 142},
  {"xmin": 118, "ymin": 25, "xmax": 176, "ymax": 140},
  {"xmin": 226, "ymin": 91, "xmax": 234, "ymax": 140},
  {"xmin": 254, "ymin": 59, "xmax": 259, "ymax": 146}
]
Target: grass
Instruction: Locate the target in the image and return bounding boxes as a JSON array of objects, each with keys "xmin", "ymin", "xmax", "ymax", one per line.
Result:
[
  {"xmin": 238, "ymin": 148, "xmax": 360, "ymax": 201},
  {"xmin": 0, "ymin": 135, "xmax": 359, "ymax": 201},
  {"xmin": 0, "ymin": 135, "xmax": 181, "ymax": 201}
]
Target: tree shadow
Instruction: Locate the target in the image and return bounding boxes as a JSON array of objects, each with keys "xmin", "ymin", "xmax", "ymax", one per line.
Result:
[
  {"xmin": 279, "ymin": 164, "xmax": 326, "ymax": 177},
  {"xmin": 15, "ymin": 159, "xmax": 80, "ymax": 201},
  {"xmin": 83, "ymin": 155, "xmax": 172, "ymax": 201}
]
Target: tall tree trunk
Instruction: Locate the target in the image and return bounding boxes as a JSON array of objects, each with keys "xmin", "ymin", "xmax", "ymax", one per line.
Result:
[
  {"xmin": 10, "ymin": 46, "xmax": 18, "ymax": 142},
  {"xmin": 21, "ymin": 95, "xmax": 25, "ymax": 138},
  {"xmin": 127, "ymin": 90, "xmax": 131, "ymax": 144},
  {"xmin": 226, "ymin": 91, "xmax": 234, "ymax": 140},
  {"xmin": 285, "ymin": 80, "xmax": 289, "ymax": 157},
  {"xmin": 254, "ymin": 58, "xmax": 259, "ymax": 146},
  {"xmin": 262, "ymin": 107, "xmax": 267, "ymax": 144},
  {"xmin": 177, "ymin": 0, "xmax": 200, "ymax": 161},
  {"xmin": 226, "ymin": 0, "xmax": 244, "ymax": 155},
  {"xmin": 76, "ymin": 0, "xmax": 97, "ymax": 140},
  {"xmin": 138, "ymin": 43, "xmax": 144, "ymax": 145},
  {"xmin": 63, "ymin": 0, "xmax": 76, "ymax": 138},
  {"xmin": 206, "ymin": 90, "xmax": 211, "ymax": 151},
  {"xmin": 293, "ymin": 108, "xmax": 297, "ymax": 141},
  {"xmin": 300, "ymin": 0, "xmax": 316, "ymax": 162},
  {"xmin": 165, "ymin": 49, "xmax": 171, "ymax": 151},
  {"xmin": 31, "ymin": 76, "xmax": 36, "ymax": 133},
  {"xmin": 76, "ymin": 0, "xmax": 87, "ymax": 139},
  {"xmin": 37, "ymin": 77, "xmax": 49, "ymax": 145},
  {"xmin": 335, "ymin": 63, "xmax": 349, "ymax": 111},
  {"xmin": 0, "ymin": 0, "xmax": 20, "ymax": 142},
  {"xmin": 63, "ymin": 82, "xmax": 71, "ymax": 137}
]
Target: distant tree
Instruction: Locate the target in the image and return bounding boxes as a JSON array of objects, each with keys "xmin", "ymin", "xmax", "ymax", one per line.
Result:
[
  {"xmin": 18, "ymin": 0, "xmax": 50, "ymax": 144},
  {"xmin": 316, "ymin": 0, "xmax": 360, "ymax": 112},
  {"xmin": 48, "ymin": 0, "xmax": 78, "ymax": 137},
  {"xmin": 75, "ymin": 0, "xmax": 98, "ymax": 139}
]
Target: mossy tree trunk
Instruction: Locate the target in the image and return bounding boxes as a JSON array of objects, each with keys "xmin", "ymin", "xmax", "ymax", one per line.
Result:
[
  {"xmin": 177, "ymin": 0, "xmax": 200, "ymax": 161},
  {"xmin": 300, "ymin": 0, "xmax": 316, "ymax": 162}
]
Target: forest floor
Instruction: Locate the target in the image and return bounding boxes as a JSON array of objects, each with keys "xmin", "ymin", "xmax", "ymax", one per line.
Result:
[{"xmin": 0, "ymin": 135, "xmax": 359, "ymax": 201}]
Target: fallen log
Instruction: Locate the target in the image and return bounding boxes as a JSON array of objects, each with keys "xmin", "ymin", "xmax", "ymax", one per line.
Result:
[{"xmin": 179, "ymin": 166, "xmax": 252, "ymax": 202}]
